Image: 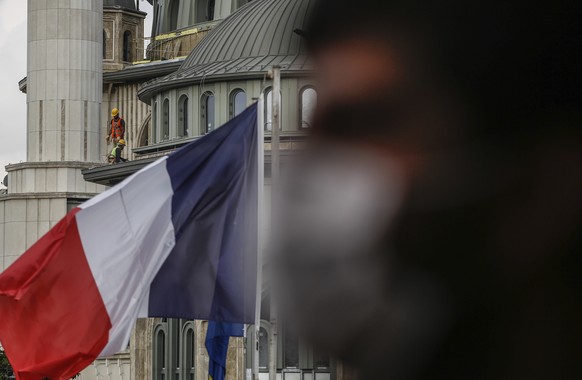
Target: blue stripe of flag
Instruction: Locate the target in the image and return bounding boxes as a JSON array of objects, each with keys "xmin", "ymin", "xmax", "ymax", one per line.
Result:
[{"xmin": 148, "ymin": 103, "xmax": 259, "ymax": 324}]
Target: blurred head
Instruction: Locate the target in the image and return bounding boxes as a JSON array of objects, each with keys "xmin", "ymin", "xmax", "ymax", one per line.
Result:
[
  {"xmin": 277, "ymin": 0, "xmax": 582, "ymax": 378},
  {"xmin": 111, "ymin": 108, "xmax": 119, "ymax": 118}
]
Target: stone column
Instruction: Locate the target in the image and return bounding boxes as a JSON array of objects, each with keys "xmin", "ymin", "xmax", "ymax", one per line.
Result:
[{"xmin": 27, "ymin": 0, "xmax": 103, "ymax": 163}]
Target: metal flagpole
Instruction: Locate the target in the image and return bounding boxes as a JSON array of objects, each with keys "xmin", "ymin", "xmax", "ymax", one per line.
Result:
[
  {"xmin": 268, "ymin": 65, "xmax": 281, "ymax": 380},
  {"xmin": 253, "ymin": 95, "xmax": 265, "ymax": 380}
]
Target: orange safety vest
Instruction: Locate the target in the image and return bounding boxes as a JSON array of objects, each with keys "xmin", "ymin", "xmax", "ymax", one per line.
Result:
[{"xmin": 110, "ymin": 117, "xmax": 125, "ymax": 139}]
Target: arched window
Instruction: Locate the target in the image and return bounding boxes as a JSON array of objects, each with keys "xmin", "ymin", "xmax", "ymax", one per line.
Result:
[
  {"xmin": 152, "ymin": 101, "xmax": 158, "ymax": 144},
  {"xmin": 154, "ymin": 326, "xmax": 167, "ymax": 380},
  {"xmin": 168, "ymin": 0, "xmax": 180, "ymax": 31},
  {"xmin": 103, "ymin": 30, "xmax": 107, "ymax": 59},
  {"xmin": 162, "ymin": 98, "xmax": 170, "ymax": 141},
  {"xmin": 172, "ymin": 320, "xmax": 181, "ymax": 380},
  {"xmin": 123, "ymin": 30, "xmax": 132, "ymax": 62},
  {"xmin": 183, "ymin": 325, "xmax": 195, "ymax": 380},
  {"xmin": 200, "ymin": 92, "xmax": 215, "ymax": 134},
  {"xmin": 258, "ymin": 326, "xmax": 269, "ymax": 370},
  {"xmin": 264, "ymin": 88, "xmax": 281, "ymax": 131},
  {"xmin": 208, "ymin": 0, "xmax": 216, "ymax": 21},
  {"xmin": 283, "ymin": 327, "xmax": 299, "ymax": 369},
  {"xmin": 178, "ymin": 95, "xmax": 189, "ymax": 137},
  {"xmin": 196, "ymin": 0, "xmax": 215, "ymax": 23},
  {"xmin": 300, "ymin": 87, "xmax": 317, "ymax": 129},
  {"xmin": 230, "ymin": 89, "xmax": 247, "ymax": 119}
]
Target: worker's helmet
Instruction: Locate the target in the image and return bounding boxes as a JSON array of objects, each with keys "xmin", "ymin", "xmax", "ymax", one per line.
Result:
[
  {"xmin": 111, "ymin": 108, "xmax": 120, "ymax": 117},
  {"xmin": 118, "ymin": 139, "xmax": 126, "ymax": 146}
]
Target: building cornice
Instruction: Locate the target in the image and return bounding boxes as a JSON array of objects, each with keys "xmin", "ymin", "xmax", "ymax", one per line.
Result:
[
  {"xmin": 103, "ymin": 59, "xmax": 185, "ymax": 84},
  {"xmin": 6, "ymin": 161, "xmax": 103, "ymax": 172},
  {"xmin": 0, "ymin": 192, "xmax": 100, "ymax": 201}
]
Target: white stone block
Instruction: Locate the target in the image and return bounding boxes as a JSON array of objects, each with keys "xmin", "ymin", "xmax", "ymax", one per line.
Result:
[
  {"xmin": 57, "ymin": 9, "xmax": 71, "ymax": 39},
  {"xmin": 46, "ymin": 70, "xmax": 59, "ymax": 100},
  {"xmin": 46, "ymin": 39, "xmax": 58, "ymax": 70},
  {"xmin": 69, "ymin": 69, "xmax": 81, "ymax": 99},
  {"xmin": 68, "ymin": 131, "xmax": 82, "ymax": 161},
  {"xmin": 24, "ymin": 168, "xmax": 36, "ymax": 193},
  {"xmin": 57, "ymin": 167, "xmax": 68, "ymax": 192},
  {"xmin": 5, "ymin": 222, "xmax": 27, "ymax": 255},
  {"xmin": 26, "ymin": 199, "xmax": 38, "ymax": 221},
  {"xmin": 45, "ymin": 9, "xmax": 58, "ymax": 39},
  {"xmin": 39, "ymin": 199, "xmax": 50, "ymax": 221},
  {"xmin": 70, "ymin": 0, "xmax": 82, "ymax": 10},
  {"xmin": 36, "ymin": 168, "xmax": 47, "ymax": 192},
  {"xmin": 29, "ymin": 11, "xmax": 37, "ymax": 43},
  {"xmin": 57, "ymin": 71, "xmax": 71, "ymax": 101},
  {"xmin": 38, "ymin": 221, "xmax": 50, "ymax": 237},
  {"xmin": 57, "ymin": 39, "xmax": 71, "ymax": 71},
  {"xmin": 49, "ymin": 198, "xmax": 66, "ymax": 222},
  {"xmin": 65, "ymin": 168, "xmax": 75, "ymax": 191},
  {"xmin": 37, "ymin": 11, "xmax": 48, "ymax": 44},
  {"xmin": 59, "ymin": 0, "xmax": 71, "ymax": 9},
  {"xmin": 46, "ymin": 168, "xmax": 58, "ymax": 191},
  {"xmin": 44, "ymin": 99, "xmax": 58, "ymax": 130},
  {"xmin": 5, "ymin": 200, "xmax": 27, "ymax": 223},
  {"xmin": 26, "ymin": 221, "xmax": 39, "ymax": 249},
  {"xmin": 44, "ymin": 131, "xmax": 58, "ymax": 161},
  {"xmin": 36, "ymin": 71, "xmax": 47, "ymax": 103},
  {"xmin": 69, "ymin": 100, "xmax": 82, "ymax": 131}
]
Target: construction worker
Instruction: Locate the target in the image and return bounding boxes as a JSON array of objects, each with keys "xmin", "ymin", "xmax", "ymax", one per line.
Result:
[
  {"xmin": 108, "ymin": 139, "xmax": 128, "ymax": 164},
  {"xmin": 106, "ymin": 108, "xmax": 125, "ymax": 145}
]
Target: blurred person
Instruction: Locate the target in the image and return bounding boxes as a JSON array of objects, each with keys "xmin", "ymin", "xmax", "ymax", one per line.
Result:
[{"xmin": 276, "ymin": 0, "xmax": 582, "ymax": 379}]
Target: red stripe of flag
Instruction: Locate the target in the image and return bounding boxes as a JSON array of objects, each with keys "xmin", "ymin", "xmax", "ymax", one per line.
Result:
[{"xmin": 0, "ymin": 209, "xmax": 112, "ymax": 380}]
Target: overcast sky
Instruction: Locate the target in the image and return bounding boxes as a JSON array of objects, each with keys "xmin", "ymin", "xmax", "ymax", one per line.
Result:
[{"xmin": 0, "ymin": 0, "xmax": 153, "ymax": 188}]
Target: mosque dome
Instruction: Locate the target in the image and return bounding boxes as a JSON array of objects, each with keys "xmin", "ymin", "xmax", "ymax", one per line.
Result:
[
  {"xmin": 139, "ymin": 0, "xmax": 314, "ymax": 101},
  {"xmin": 104, "ymin": 0, "xmax": 137, "ymax": 10}
]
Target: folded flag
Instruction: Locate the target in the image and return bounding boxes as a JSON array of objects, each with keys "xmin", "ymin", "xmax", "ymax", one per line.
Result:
[
  {"xmin": 205, "ymin": 321, "xmax": 244, "ymax": 380},
  {"xmin": 0, "ymin": 104, "xmax": 260, "ymax": 380}
]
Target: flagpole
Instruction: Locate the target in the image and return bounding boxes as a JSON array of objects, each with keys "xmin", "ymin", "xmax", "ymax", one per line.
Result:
[
  {"xmin": 268, "ymin": 65, "xmax": 281, "ymax": 380},
  {"xmin": 254, "ymin": 95, "xmax": 265, "ymax": 380}
]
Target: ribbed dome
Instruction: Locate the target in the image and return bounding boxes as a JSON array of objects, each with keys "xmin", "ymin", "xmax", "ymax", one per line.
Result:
[
  {"xmin": 183, "ymin": 0, "xmax": 312, "ymax": 69},
  {"xmin": 104, "ymin": 0, "xmax": 137, "ymax": 10},
  {"xmin": 139, "ymin": 0, "xmax": 314, "ymax": 101}
]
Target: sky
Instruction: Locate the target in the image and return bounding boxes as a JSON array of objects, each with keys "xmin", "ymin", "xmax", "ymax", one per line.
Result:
[
  {"xmin": 0, "ymin": 0, "xmax": 28, "ymax": 186},
  {"xmin": 0, "ymin": 0, "xmax": 153, "ymax": 188}
]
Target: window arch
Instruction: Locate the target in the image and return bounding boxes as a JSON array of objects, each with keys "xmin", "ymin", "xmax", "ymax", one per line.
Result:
[
  {"xmin": 168, "ymin": 0, "xmax": 180, "ymax": 31},
  {"xmin": 123, "ymin": 30, "xmax": 132, "ymax": 62},
  {"xmin": 162, "ymin": 98, "xmax": 170, "ymax": 141},
  {"xmin": 245, "ymin": 322, "xmax": 270, "ymax": 371},
  {"xmin": 182, "ymin": 323, "xmax": 196, "ymax": 380},
  {"xmin": 153, "ymin": 325, "xmax": 167, "ymax": 380},
  {"xmin": 196, "ymin": 0, "xmax": 215, "ymax": 23},
  {"xmin": 200, "ymin": 92, "xmax": 215, "ymax": 134},
  {"xmin": 152, "ymin": 101, "xmax": 158, "ymax": 144},
  {"xmin": 103, "ymin": 29, "xmax": 107, "ymax": 59},
  {"xmin": 178, "ymin": 95, "xmax": 189, "ymax": 138},
  {"xmin": 300, "ymin": 87, "xmax": 317, "ymax": 129},
  {"xmin": 229, "ymin": 89, "xmax": 247, "ymax": 119}
]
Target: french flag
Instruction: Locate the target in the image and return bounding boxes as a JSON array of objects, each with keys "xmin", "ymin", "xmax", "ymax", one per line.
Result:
[{"xmin": 0, "ymin": 104, "xmax": 260, "ymax": 380}]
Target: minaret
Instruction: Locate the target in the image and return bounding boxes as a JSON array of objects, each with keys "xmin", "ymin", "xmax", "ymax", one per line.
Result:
[
  {"xmin": 0, "ymin": 0, "xmax": 106, "ymax": 272},
  {"xmin": 27, "ymin": 0, "xmax": 104, "ymax": 163}
]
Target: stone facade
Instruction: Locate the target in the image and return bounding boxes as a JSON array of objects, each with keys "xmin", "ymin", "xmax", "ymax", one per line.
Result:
[
  {"xmin": 103, "ymin": 8, "xmax": 146, "ymax": 72},
  {"xmin": 102, "ymin": 83, "xmax": 151, "ymax": 161}
]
